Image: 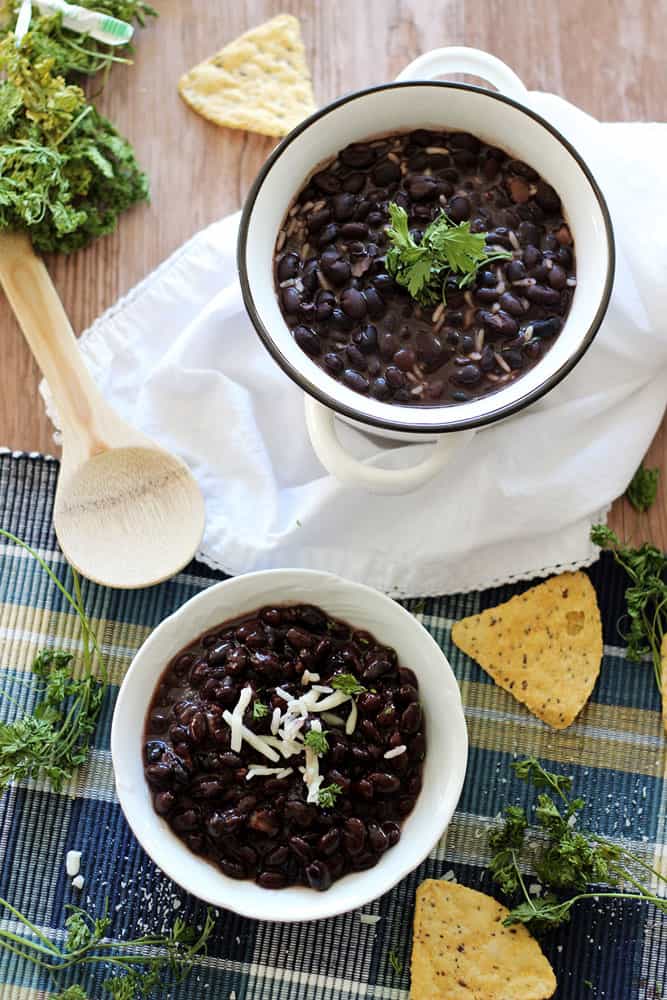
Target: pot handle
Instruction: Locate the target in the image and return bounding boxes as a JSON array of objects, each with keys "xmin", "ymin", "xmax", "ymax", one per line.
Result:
[
  {"xmin": 395, "ymin": 46, "xmax": 528, "ymax": 101},
  {"xmin": 305, "ymin": 396, "xmax": 475, "ymax": 494}
]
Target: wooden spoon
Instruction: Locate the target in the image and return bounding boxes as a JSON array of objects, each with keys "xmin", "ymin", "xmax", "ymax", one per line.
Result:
[{"xmin": 0, "ymin": 231, "xmax": 206, "ymax": 589}]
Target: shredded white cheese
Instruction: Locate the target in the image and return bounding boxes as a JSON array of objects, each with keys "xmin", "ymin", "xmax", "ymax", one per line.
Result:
[
  {"xmin": 246, "ymin": 766, "xmax": 293, "ymax": 781},
  {"xmin": 312, "ymin": 685, "xmax": 334, "ymax": 694},
  {"xmin": 310, "ymin": 690, "xmax": 350, "ymax": 713},
  {"xmin": 270, "ymin": 707, "xmax": 282, "ymax": 735},
  {"xmin": 222, "ymin": 709, "xmax": 280, "ymax": 762},
  {"xmin": 66, "ymin": 850, "xmax": 81, "ymax": 877},
  {"xmin": 71, "ymin": 875, "xmax": 84, "ymax": 890},
  {"xmin": 384, "ymin": 745, "xmax": 407, "ymax": 759},
  {"xmin": 303, "ymin": 746, "xmax": 322, "ymax": 804},
  {"xmin": 358, "ymin": 913, "xmax": 382, "ymax": 925},
  {"xmin": 301, "ymin": 670, "xmax": 321, "ymax": 686},
  {"xmin": 275, "ymin": 686, "xmax": 294, "ymax": 703},
  {"xmin": 345, "ymin": 698, "xmax": 358, "ymax": 735},
  {"xmin": 321, "ymin": 712, "xmax": 345, "ymax": 727},
  {"xmin": 229, "ymin": 686, "xmax": 253, "ymax": 752}
]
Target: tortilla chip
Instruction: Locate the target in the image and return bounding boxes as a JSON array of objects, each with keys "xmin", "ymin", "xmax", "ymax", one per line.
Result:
[
  {"xmin": 451, "ymin": 571, "xmax": 602, "ymax": 729},
  {"xmin": 661, "ymin": 633, "xmax": 667, "ymax": 736},
  {"xmin": 178, "ymin": 15, "xmax": 316, "ymax": 137},
  {"xmin": 410, "ymin": 880, "xmax": 556, "ymax": 1000}
]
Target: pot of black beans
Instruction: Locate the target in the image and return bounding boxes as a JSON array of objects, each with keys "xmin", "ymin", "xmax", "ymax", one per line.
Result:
[
  {"xmin": 143, "ymin": 603, "xmax": 426, "ymax": 891},
  {"xmin": 273, "ymin": 128, "xmax": 576, "ymax": 406}
]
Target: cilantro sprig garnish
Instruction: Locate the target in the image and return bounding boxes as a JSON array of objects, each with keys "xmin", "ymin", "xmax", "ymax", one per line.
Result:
[
  {"xmin": 591, "ymin": 524, "xmax": 666, "ymax": 692},
  {"xmin": 489, "ymin": 757, "xmax": 667, "ymax": 933},
  {"xmin": 252, "ymin": 700, "xmax": 269, "ymax": 720},
  {"xmin": 385, "ymin": 202, "xmax": 511, "ymax": 306},
  {"xmin": 304, "ymin": 728, "xmax": 329, "ymax": 755},
  {"xmin": 0, "ymin": 895, "xmax": 215, "ymax": 997},
  {"xmin": 331, "ymin": 673, "xmax": 366, "ymax": 697},
  {"xmin": 0, "ymin": 529, "xmax": 108, "ymax": 794},
  {"xmin": 317, "ymin": 783, "xmax": 342, "ymax": 808},
  {"xmin": 625, "ymin": 464, "xmax": 660, "ymax": 513}
]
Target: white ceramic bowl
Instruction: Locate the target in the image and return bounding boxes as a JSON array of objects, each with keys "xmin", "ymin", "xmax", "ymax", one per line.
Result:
[
  {"xmin": 111, "ymin": 569, "xmax": 467, "ymax": 922},
  {"xmin": 238, "ymin": 47, "xmax": 615, "ymax": 494}
]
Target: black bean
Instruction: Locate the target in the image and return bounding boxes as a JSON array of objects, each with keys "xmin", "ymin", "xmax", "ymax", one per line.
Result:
[
  {"xmin": 372, "ymin": 159, "xmax": 401, "ymax": 185},
  {"xmin": 448, "ymin": 195, "xmax": 471, "ymax": 222},
  {"xmin": 344, "ymin": 345, "xmax": 366, "ymax": 371},
  {"xmin": 342, "ymin": 172, "xmax": 366, "ymax": 193},
  {"xmin": 280, "ymin": 286, "xmax": 300, "ymax": 314},
  {"xmin": 451, "ymin": 363, "xmax": 481, "ymax": 385},
  {"xmin": 324, "ymin": 352, "xmax": 344, "ymax": 375},
  {"xmin": 289, "ymin": 835, "xmax": 312, "ymax": 863},
  {"xmin": 312, "ymin": 170, "xmax": 341, "ymax": 194},
  {"xmin": 321, "ymin": 257, "xmax": 351, "ymax": 286},
  {"xmin": 477, "ymin": 309, "xmax": 519, "ymax": 338},
  {"xmin": 409, "ymin": 129, "xmax": 432, "ymax": 147},
  {"xmin": 535, "ymin": 181, "xmax": 561, "ymax": 212},
  {"xmin": 219, "ymin": 859, "xmax": 247, "ymax": 880},
  {"xmin": 284, "ymin": 800, "xmax": 317, "ymax": 827},
  {"xmin": 257, "ymin": 871, "xmax": 288, "ymax": 889},
  {"xmin": 503, "ymin": 349, "xmax": 524, "ymax": 370},
  {"xmin": 342, "ymin": 369, "xmax": 369, "ymax": 393},
  {"xmin": 343, "ymin": 817, "xmax": 367, "ymax": 854},
  {"xmin": 531, "ymin": 316, "xmax": 562, "ymax": 339},
  {"xmin": 405, "ymin": 174, "xmax": 438, "ymax": 201},
  {"xmin": 526, "ymin": 284, "xmax": 562, "ymax": 306},
  {"xmin": 517, "ymin": 221, "xmax": 541, "ymax": 246},
  {"xmin": 340, "ymin": 143, "xmax": 375, "ymax": 168},
  {"xmin": 153, "ymin": 790, "xmax": 175, "ymax": 815},
  {"xmin": 307, "ymin": 207, "xmax": 331, "ymax": 233},
  {"xmin": 148, "ymin": 707, "xmax": 170, "ymax": 731},
  {"xmin": 400, "ymin": 702, "xmax": 422, "ymax": 734},
  {"xmin": 548, "ymin": 264, "xmax": 567, "ymax": 290},
  {"xmin": 480, "ymin": 345, "xmax": 496, "ymax": 372},
  {"xmin": 318, "ymin": 828, "xmax": 341, "ymax": 856},
  {"xmin": 498, "ymin": 292, "xmax": 525, "ymax": 316},
  {"xmin": 248, "ymin": 808, "xmax": 280, "ymax": 835},
  {"xmin": 318, "ymin": 223, "xmax": 339, "ymax": 248},
  {"xmin": 277, "ymin": 252, "xmax": 300, "ymax": 282},
  {"xmin": 294, "ymin": 326, "xmax": 321, "ymax": 357},
  {"xmin": 369, "ymin": 771, "xmax": 401, "ymax": 794},
  {"xmin": 368, "ymin": 822, "xmax": 390, "ymax": 853},
  {"xmin": 171, "ymin": 809, "xmax": 199, "ymax": 833},
  {"xmin": 341, "ymin": 221, "xmax": 369, "ymax": 240},
  {"xmin": 340, "ymin": 287, "xmax": 367, "ymax": 319},
  {"xmin": 188, "ymin": 712, "xmax": 207, "ymax": 745},
  {"xmin": 506, "ymin": 259, "xmax": 527, "ymax": 282},
  {"xmin": 352, "ymin": 324, "xmax": 378, "ymax": 354},
  {"xmin": 507, "ymin": 158, "xmax": 538, "ymax": 180},
  {"xmin": 368, "ymin": 377, "xmax": 390, "ymax": 400},
  {"xmin": 305, "ymin": 860, "xmax": 333, "ymax": 891},
  {"xmin": 475, "ymin": 287, "xmax": 499, "ymax": 304},
  {"xmin": 523, "ymin": 245, "xmax": 542, "ymax": 269},
  {"xmin": 265, "ymin": 844, "xmax": 289, "ymax": 866},
  {"xmin": 315, "ymin": 289, "xmax": 335, "ymax": 322}
]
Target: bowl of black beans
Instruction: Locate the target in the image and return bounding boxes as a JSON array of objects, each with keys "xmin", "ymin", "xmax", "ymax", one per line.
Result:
[
  {"xmin": 238, "ymin": 47, "xmax": 614, "ymax": 493},
  {"xmin": 111, "ymin": 569, "xmax": 467, "ymax": 922}
]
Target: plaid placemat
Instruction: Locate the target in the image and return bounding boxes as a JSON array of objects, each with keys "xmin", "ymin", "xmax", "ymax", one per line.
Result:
[{"xmin": 0, "ymin": 451, "xmax": 664, "ymax": 1000}]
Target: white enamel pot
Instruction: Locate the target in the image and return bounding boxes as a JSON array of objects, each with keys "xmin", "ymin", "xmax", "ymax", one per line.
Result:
[{"xmin": 238, "ymin": 47, "xmax": 614, "ymax": 494}]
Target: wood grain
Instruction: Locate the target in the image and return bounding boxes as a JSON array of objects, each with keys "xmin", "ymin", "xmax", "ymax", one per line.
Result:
[{"xmin": 1, "ymin": 0, "xmax": 665, "ymax": 546}]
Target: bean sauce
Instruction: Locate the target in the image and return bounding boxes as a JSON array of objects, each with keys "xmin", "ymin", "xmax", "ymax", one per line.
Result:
[
  {"xmin": 143, "ymin": 604, "xmax": 426, "ymax": 891},
  {"xmin": 273, "ymin": 129, "xmax": 576, "ymax": 405}
]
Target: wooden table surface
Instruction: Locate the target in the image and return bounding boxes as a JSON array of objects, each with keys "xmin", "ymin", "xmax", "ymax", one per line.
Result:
[{"xmin": 1, "ymin": 0, "xmax": 665, "ymax": 547}]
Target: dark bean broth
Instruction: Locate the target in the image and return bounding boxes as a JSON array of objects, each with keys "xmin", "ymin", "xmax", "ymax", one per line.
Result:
[
  {"xmin": 273, "ymin": 128, "xmax": 576, "ymax": 405},
  {"xmin": 143, "ymin": 603, "xmax": 426, "ymax": 891}
]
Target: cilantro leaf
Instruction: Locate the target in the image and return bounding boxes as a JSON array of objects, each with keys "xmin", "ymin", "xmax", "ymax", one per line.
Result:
[
  {"xmin": 385, "ymin": 202, "xmax": 511, "ymax": 306},
  {"xmin": 303, "ymin": 728, "xmax": 329, "ymax": 755},
  {"xmin": 626, "ymin": 464, "xmax": 660, "ymax": 513},
  {"xmin": 330, "ymin": 673, "xmax": 366, "ymax": 697},
  {"xmin": 252, "ymin": 701, "xmax": 269, "ymax": 720},
  {"xmin": 318, "ymin": 783, "xmax": 342, "ymax": 808}
]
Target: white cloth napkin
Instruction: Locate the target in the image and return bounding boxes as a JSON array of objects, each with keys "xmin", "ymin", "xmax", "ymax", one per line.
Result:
[{"xmin": 42, "ymin": 93, "xmax": 667, "ymax": 597}]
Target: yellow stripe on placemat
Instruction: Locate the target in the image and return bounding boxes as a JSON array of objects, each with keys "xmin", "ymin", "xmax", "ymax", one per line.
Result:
[
  {"xmin": 0, "ymin": 602, "xmax": 151, "ymax": 686},
  {"xmin": 460, "ymin": 679, "xmax": 663, "ymax": 779},
  {"xmin": 0, "ymin": 987, "xmax": 49, "ymax": 999}
]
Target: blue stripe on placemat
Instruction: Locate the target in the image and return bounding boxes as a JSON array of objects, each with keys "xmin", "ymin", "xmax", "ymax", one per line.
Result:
[{"xmin": 0, "ymin": 452, "xmax": 664, "ymax": 1000}]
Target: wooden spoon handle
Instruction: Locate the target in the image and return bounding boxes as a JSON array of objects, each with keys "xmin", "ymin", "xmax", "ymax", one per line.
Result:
[{"xmin": 0, "ymin": 230, "xmax": 107, "ymax": 452}]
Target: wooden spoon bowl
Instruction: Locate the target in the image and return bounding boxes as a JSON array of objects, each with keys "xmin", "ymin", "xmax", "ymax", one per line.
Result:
[{"xmin": 0, "ymin": 231, "xmax": 205, "ymax": 589}]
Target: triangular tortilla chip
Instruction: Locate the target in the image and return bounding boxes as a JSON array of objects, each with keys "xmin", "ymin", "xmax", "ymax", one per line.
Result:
[
  {"xmin": 661, "ymin": 633, "xmax": 667, "ymax": 736},
  {"xmin": 410, "ymin": 880, "xmax": 557, "ymax": 999},
  {"xmin": 451, "ymin": 571, "xmax": 602, "ymax": 729},
  {"xmin": 178, "ymin": 14, "xmax": 316, "ymax": 137}
]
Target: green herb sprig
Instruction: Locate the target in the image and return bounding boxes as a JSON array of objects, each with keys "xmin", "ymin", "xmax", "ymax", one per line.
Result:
[
  {"xmin": 0, "ymin": 35, "xmax": 149, "ymax": 252},
  {"xmin": 330, "ymin": 673, "xmax": 366, "ymax": 697},
  {"xmin": 0, "ymin": 529, "xmax": 107, "ymax": 793},
  {"xmin": 0, "ymin": 894, "xmax": 215, "ymax": 997},
  {"xmin": 591, "ymin": 524, "xmax": 666, "ymax": 691},
  {"xmin": 626, "ymin": 464, "xmax": 660, "ymax": 513},
  {"xmin": 304, "ymin": 728, "xmax": 329, "ymax": 755},
  {"xmin": 317, "ymin": 782, "xmax": 342, "ymax": 808},
  {"xmin": 2, "ymin": 1, "xmax": 156, "ymax": 81},
  {"xmin": 385, "ymin": 202, "xmax": 511, "ymax": 306},
  {"xmin": 252, "ymin": 701, "xmax": 269, "ymax": 720},
  {"xmin": 489, "ymin": 757, "xmax": 667, "ymax": 933}
]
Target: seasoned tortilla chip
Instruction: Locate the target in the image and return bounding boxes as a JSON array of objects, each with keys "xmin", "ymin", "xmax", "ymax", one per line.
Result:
[
  {"xmin": 178, "ymin": 14, "xmax": 316, "ymax": 137},
  {"xmin": 410, "ymin": 880, "xmax": 557, "ymax": 999},
  {"xmin": 451, "ymin": 571, "xmax": 602, "ymax": 729}
]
